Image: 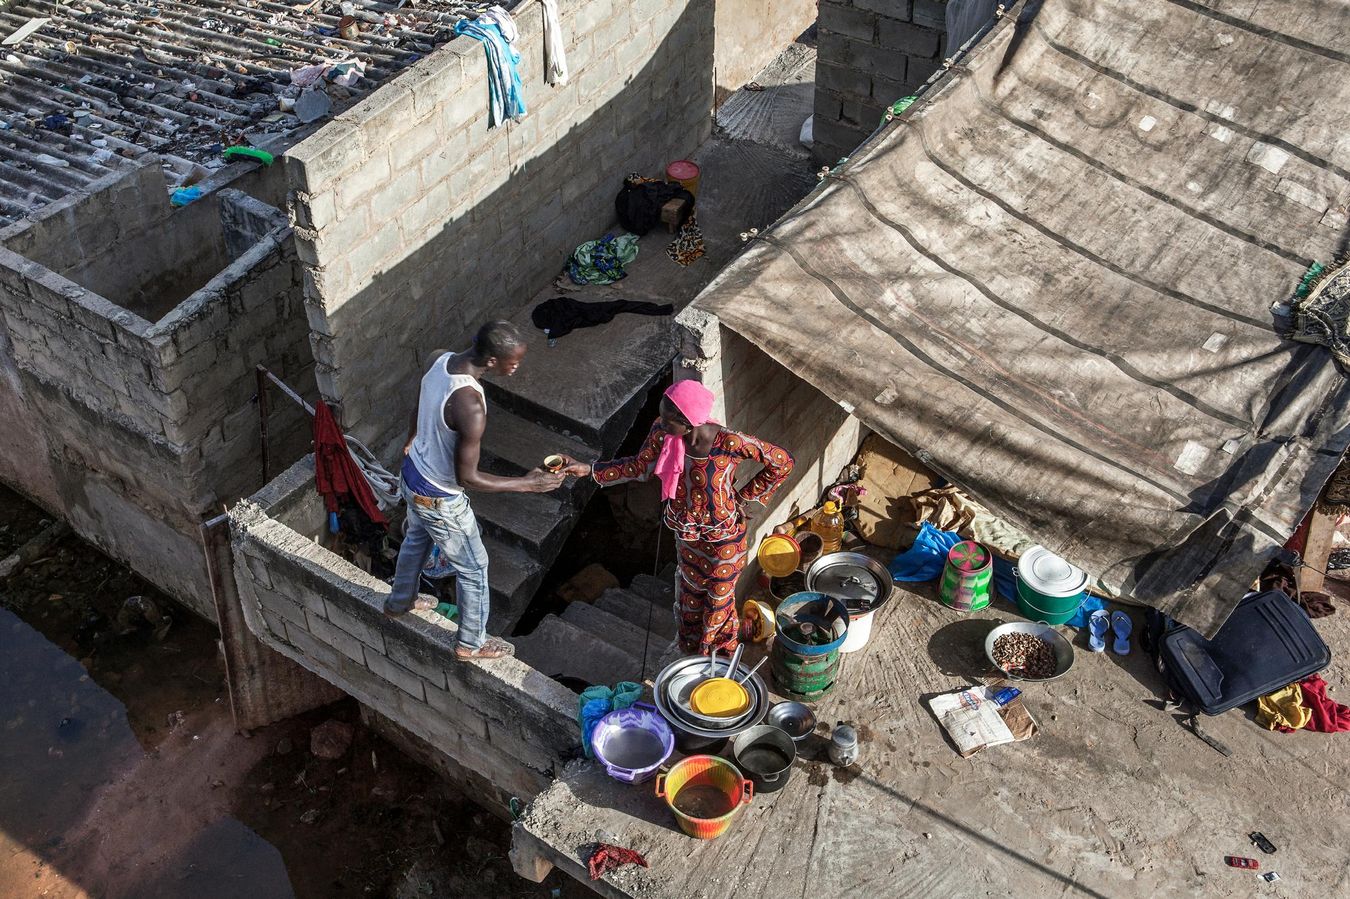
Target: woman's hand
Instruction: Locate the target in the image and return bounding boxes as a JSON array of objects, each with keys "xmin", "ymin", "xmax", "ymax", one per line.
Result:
[{"xmin": 557, "ymin": 454, "xmax": 593, "ymax": 478}]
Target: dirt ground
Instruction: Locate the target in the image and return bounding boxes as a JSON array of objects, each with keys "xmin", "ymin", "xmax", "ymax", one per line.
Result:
[{"xmin": 0, "ymin": 485, "xmax": 588, "ymax": 899}]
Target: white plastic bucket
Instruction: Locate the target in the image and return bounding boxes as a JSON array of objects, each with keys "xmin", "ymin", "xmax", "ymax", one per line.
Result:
[{"xmin": 840, "ymin": 608, "xmax": 875, "ymax": 652}]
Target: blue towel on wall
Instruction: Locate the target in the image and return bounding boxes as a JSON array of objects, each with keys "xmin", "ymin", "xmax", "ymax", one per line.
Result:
[{"xmin": 453, "ymin": 20, "xmax": 526, "ymax": 127}]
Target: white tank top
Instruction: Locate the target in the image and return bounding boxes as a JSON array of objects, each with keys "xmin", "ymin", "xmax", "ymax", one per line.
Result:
[{"xmin": 407, "ymin": 352, "xmax": 485, "ymax": 494}]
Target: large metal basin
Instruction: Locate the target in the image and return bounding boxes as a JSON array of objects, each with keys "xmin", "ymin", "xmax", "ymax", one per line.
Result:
[{"xmin": 653, "ymin": 656, "xmax": 769, "ymax": 743}]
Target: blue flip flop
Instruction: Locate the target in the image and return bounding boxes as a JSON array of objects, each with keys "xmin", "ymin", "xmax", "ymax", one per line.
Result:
[
  {"xmin": 1088, "ymin": 609, "xmax": 1109, "ymax": 652},
  {"xmin": 1111, "ymin": 610, "xmax": 1133, "ymax": 655}
]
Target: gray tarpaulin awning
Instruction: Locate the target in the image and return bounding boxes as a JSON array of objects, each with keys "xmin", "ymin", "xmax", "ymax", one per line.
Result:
[{"xmin": 697, "ymin": 0, "xmax": 1350, "ymax": 635}]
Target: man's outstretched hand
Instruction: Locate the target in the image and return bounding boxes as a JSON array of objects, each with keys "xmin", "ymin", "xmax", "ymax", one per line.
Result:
[{"xmin": 522, "ymin": 469, "xmax": 566, "ymax": 492}]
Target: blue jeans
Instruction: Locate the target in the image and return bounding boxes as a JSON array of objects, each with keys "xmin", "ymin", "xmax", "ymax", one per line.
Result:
[{"xmin": 386, "ymin": 480, "xmax": 490, "ymax": 649}]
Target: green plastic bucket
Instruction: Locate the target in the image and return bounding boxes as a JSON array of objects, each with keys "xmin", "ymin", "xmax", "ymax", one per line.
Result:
[
  {"xmin": 1015, "ymin": 580, "xmax": 1083, "ymax": 625},
  {"xmin": 939, "ymin": 540, "xmax": 992, "ymax": 612}
]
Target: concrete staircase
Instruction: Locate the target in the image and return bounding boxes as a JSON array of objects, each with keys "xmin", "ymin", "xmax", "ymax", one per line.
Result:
[
  {"xmin": 470, "ymin": 407, "xmax": 600, "ymax": 634},
  {"xmin": 463, "ymin": 295, "xmax": 677, "ymax": 634},
  {"xmin": 513, "ymin": 573, "xmax": 681, "ymax": 686}
]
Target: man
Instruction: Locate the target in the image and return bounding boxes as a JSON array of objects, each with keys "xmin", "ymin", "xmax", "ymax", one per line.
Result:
[{"xmin": 385, "ymin": 321, "xmax": 562, "ymax": 661}]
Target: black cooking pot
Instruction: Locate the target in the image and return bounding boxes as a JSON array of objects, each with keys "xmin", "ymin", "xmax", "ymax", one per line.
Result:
[{"xmin": 730, "ymin": 725, "xmax": 797, "ymax": 793}]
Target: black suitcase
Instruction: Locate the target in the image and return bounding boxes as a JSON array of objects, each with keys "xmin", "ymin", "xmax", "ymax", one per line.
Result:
[{"xmin": 1154, "ymin": 590, "xmax": 1330, "ymax": 716}]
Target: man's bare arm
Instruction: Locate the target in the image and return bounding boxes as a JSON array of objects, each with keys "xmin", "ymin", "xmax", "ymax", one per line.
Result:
[{"xmin": 449, "ymin": 388, "xmax": 562, "ymax": 494}]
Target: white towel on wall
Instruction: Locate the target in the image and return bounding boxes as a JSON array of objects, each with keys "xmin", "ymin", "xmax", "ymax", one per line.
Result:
[{"xmin": 539, "ymin": 0, "xmax": 569, "ymax": 85}]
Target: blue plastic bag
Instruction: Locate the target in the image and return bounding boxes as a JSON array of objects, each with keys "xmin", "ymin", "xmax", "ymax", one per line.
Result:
[
  {"xmin": 888, "ymin": 522, "xmax": 963, "ymax": 582},
  {"xmin": 577, "ymin": 682, "xmax": 643, "ymax": 757}
]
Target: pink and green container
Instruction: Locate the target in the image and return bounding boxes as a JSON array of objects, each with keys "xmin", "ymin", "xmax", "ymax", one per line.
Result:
[{"xmin": 939, "ymin": 540, "xmax": 992, "ymax": 611}]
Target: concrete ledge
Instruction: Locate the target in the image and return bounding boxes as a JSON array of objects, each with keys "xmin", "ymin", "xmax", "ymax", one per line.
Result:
[{"xmin": 227, "ymin": 466, "xmax": 582, "ymax": 809}]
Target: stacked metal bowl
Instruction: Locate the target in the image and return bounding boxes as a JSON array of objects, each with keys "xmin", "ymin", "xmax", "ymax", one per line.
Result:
[{"xmin": 653, "ymin": 655, "xmax": 770, "ymax": 752}]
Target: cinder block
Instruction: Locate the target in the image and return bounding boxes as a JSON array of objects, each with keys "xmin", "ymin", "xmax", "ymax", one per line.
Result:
[
  {"xmin": 369, "ymin": 166, "xmax": 423, "ymax": 223},
  {"xmin": 417, "ymin": 127, "xmax": 470, "ymax": 187},
  {"xmin": 818, "ymin": 60, "xmax": 875, "ymax": 101},
  {"xmin": 338, "ymin": 83, "xmax": 415, "ymax": 146},
  {"xmin": 287, "ymin": 122, "xmax": 367, "ymax": 191},
  {"xmin": 845, "ymin": 38, "xmax": 908, "ymax": 77},
  {"xmin": 822, "ymin": 5, "xmax": 878, "ymax": 41},
  {"xmin": 410, "ymin": 52, "xmax": 466, "ymax": 118},
  {"xmin": 323, "ymin": 596, "xmax": 387, "ymax": 651},
  {"xmin": 335, "ymin": 150, "xmax": 393, "ymax": 210},
  {"xmin": 260, "ymin": 607, "xmax": 290, "ymax": 639},
  {"xmin": 854, "ymin": 0, "xmax": 912, "ymax": 19},
  {"xmin": 385, "ymin": 634, "xmax": 451, "ymax": 691},
  {"xmin": 344, "ymin": 223, "xmax": 401, "ymax": 285},
  {"xmin": 439, "ymin": 77, "xmax": 491, "ymax": 136},
  {"xmin": 262, "ymin": 592, "xmax": 308, "ymax": 628},
  {"xmin": 306, "ymin": 611, "xmax": 367, "ymax": 664},
  {"xmin": 364, "ymin": 650, "xmax": 428, "ymax": 701},
  {"xmin": 870, "ymin": 69, "xmax": 912, "ymax": 104},
  {"xmin": 244, "ymin": 548, "xmax": 273, "ymax": 589},
  {"xmin": 399, "ymin": 182, "xmax": 452, "ymax": 240},
  {"xmin": 907, "ymin": 54, "xmax": 945, "ymax": 85},
  {"xmin": 485, "ymin": 718, "xmax": 561, "ymax": 775},
  {"xmin": 878, "ymin": 18, "xmax": 941, "ymax": 57},
  {"xmin": 384, "ymin": 109, "xmax": 438, "ymax": 172},
  {"xmin": 424, "ymin": 680, "xmax": 489, "ymax": 739},
  {"xmin": 912, "ymin": 0, "xmax": 948, "ymax": 30}
]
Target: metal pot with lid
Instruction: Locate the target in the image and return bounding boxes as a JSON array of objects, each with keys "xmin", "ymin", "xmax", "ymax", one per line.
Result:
[{"xmin": 806, "ymin": 552, "xmax": 894, "ymax": 615}]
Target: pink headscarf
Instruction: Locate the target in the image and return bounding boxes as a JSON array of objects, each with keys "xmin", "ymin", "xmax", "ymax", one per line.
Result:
[{"xmin": 654, "ymin": 380, "xmax": 716, "ymax": 501}]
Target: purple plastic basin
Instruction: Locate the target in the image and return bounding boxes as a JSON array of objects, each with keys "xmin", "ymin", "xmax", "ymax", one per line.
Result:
[{"xmin": 590, "ymin": 702, "xmax": 674, "ymax": 784}]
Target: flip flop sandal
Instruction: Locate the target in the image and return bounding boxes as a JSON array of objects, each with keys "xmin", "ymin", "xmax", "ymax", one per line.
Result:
[
  {"xmin": 455, "ymin": 637, "xmax": 515, "ymax": 660},
  {"xmin": 746, "ymin": 81, "xmax": 765, "ymax": 91},
  {"xmin": 1088, "ymin": 609, "xmax": 1110, "ymax": 653},
  {"xmin": 1110, "ymin": 610, "xmax": 1133, "ymax": 655},
  {"xmin": 384, "ymin": 595, "xmax": 436, "ymax": 616}
]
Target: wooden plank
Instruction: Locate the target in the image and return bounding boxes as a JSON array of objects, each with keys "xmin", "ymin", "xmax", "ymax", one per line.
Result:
[{"xmin": 1300, "ymin": 502, "xmax": 1338, "ymax": 593}]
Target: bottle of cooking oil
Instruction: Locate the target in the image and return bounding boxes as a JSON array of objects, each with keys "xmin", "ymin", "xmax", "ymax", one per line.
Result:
[{"xmin": 810, "ymin": 500, "xmax": 845, "ymax": 554}]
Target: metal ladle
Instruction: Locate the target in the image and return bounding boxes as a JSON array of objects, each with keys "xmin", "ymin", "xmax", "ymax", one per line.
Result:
[{"xmin": 737, "ymin": 656, "xmax": 767, "ymax": 685}]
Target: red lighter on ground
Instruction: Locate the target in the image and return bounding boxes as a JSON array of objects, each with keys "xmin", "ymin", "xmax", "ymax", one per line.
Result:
[{"xmin": 1225, "ymin": 856, "xmax": 1260, "ymax": 870}]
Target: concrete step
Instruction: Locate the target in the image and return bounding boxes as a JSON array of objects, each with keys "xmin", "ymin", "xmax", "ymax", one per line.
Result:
[
  {"xmin": 629, "ymin": 572, "xmax": 676, "ymax": 608},
  {"xmin": 481, "ymin": 299, "xmax": 673, "ymax": 452},
  {"xmin": 483, "ymin": 535, "xmax": 545, "ymax": 634},
  {"xmin": 513, "ymin": 615, "xmax": 641, "ymax": 688},
  {"xmin": 481, "ymin": 409, "xmax": 599, "ymax": 478},
  {"xmin": 594, "ymin": 587, "xmax": 677, "ymax": 641},
  {"xmin": 468, "ymin": 489, "xmax": 572, "ymax": 560},
  {"xmin": 560, "ymin": 599, "xmax": 671, "ymax": 676}
]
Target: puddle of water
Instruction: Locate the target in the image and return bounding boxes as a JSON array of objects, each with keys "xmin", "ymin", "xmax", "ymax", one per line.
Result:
[{"xmin": 0, "ymin": 608, "xmax": 295, "ymax": 898}]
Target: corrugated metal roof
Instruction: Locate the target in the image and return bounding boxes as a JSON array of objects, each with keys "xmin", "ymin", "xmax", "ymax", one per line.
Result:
[{"xmin": 0, "ymin": 0, "xmax": 496, "ymax": 224}]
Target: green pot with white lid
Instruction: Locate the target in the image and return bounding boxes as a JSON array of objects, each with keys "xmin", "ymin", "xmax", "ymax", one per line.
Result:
[{"xmin": 1015, "ymin": 546, "xmax": 1087, "ymax": 624}]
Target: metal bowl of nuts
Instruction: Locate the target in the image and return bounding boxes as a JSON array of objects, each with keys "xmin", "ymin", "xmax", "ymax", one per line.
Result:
[{"xmin": 985, "ymin": 621, "xmax": 1074, "ymax": 682}]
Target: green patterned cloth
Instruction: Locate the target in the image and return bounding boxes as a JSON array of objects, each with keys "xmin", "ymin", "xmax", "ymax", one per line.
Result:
[{"xmin": 567, "ymin": 233, "xmax": 640, "ymax": 285}]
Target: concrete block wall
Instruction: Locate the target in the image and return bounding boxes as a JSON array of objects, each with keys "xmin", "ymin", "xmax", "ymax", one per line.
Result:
[
  {"xmin": 813, "ymin": 0, "xmax": 949, "ymax": 164},
  {"xmin": 2, "ymin": 162, "xmax": 233, "ymax": 323},
  {"xmin": 675, "ymin": 309, "xmax": 864, "ymax": 552},
  {"xmin": 0, "ymin": 168, "xmax": 314, "ymax": 618},
  {"xmin": 228, "ymin": 455, "xmax": 580, "ymax": 810},
  {"xmin": 284, "ymin": 0, "xmax": 717, "ymax": 454}
]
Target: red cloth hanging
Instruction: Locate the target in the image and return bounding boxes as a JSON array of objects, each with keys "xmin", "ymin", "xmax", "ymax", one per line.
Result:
[
  {"xmin": 313, "ymin": 399, "xmax": 387, "ymax": 526},
  {"xmin": 1298, "ymin": 674, "xmax": 1350, "ymax": 733}
]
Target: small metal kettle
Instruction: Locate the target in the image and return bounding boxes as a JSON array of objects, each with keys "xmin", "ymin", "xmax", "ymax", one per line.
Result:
[{"xmin": 828, "ymin": 722, "xmax": 859, "ymax": 767}]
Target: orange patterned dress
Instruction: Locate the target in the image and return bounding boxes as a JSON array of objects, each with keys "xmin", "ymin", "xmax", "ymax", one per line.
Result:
[{"xmin": 593, "ymin": 423, "xmax": 794, "ymax": 654}]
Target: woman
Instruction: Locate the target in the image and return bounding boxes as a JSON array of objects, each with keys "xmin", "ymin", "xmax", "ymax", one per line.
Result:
[{"xmin": 562, "ymin": 380, "xmax": 794, "ymax": 655}]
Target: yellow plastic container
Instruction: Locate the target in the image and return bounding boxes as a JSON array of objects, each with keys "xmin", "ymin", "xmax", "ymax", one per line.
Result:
[{"xmin": 689, "ymin": 677, "xmax": 750, "ymax": 717}]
